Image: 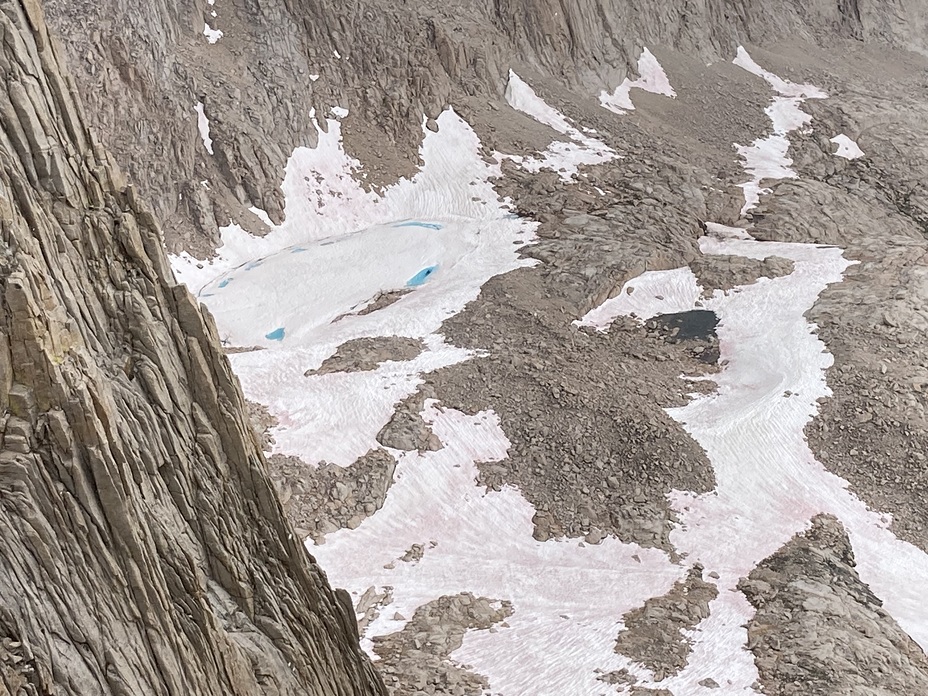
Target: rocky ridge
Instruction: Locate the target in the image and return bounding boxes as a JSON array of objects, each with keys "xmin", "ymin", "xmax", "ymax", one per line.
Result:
[
  {"xmin": 614, "ymin": 566, "xmax": 719, "ymax": 682},
  {"xmin": 372, "ymin": 594, "xmax": 513, "ymax": 696},
  {"xmin": 0, "ymin": 0, "xmax": 383, "ymax": 693},
  {"xmin": 740, "ymin": 515, "xmax": 928, "ymax": 694},
  {"xmin": 306, "ymin": 337, "xmax": 425, "ymax": 376},
  {"xmin": 270, "ymin": 449, "xmax": 396, "ymax": 543}
]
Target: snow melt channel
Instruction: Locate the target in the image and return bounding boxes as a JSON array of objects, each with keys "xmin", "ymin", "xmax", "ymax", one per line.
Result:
[{"xmin": 732, "ymin": 46, "xmax": 827, "ymax": 214}]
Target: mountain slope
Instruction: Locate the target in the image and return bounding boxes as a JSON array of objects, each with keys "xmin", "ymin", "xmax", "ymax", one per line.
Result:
[
  {"xmin": 7, "ymin": 0, "xmax": 928, "ymax": 693},
  {"xmin": 41, "ymin": 0, "xmax": 928, "ymax": 254},
  {"xmin": 0, "ymin": 0, "xmax": 384, "ymax": 693}
]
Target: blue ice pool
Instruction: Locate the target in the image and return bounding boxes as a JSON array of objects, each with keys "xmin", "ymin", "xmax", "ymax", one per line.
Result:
[{"xmin": 406, "ymin": 265, "xmax": 438, "ymax": 287}]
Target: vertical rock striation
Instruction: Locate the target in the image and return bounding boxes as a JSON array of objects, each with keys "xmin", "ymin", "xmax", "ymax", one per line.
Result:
[
  {"xmin": 41, "ymin": 0, "xmax": 928, "ymax": 252},
  {"xmin": 0, "ymin": 0, "xmax": 385, "ymax": 694}
]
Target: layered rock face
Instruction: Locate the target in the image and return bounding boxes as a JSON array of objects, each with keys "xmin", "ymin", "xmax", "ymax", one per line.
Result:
[
  {"xmin": 41, "ymin": 0, "xmax": 928, "ymax": 253},
  {"xmin": 0, "ymin": 1, "xmax": 384, "ymax": 694},
  {"xmin": 740, "ymin": 516, "xmax": 928, "ymax": 694}
]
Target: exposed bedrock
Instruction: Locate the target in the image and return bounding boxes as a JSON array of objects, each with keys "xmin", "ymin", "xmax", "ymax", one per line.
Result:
[
  {"xmin": 740, "ymin": 515, "xmax": 928, "ymax": 695},
  {"xmin": 615, "ymin": 565, "xmax": 719, "ymax": 681},
  {"xmin": 41, "ymin": 0, "xmax": 928, "ymax": 252},
  {"xmin": 0, "ymin": 0, "xmax": 384, "ymax": 693}
]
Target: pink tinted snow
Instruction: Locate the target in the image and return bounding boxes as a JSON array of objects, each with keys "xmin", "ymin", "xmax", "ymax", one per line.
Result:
[
  {"xmin": 600, "ymin": 47, "xmax": 676, "ymax": 114},
  {"xmin": 504, "ymin": 71, "xmax": 617, "ymax": 180},
  {"xmin": 312, "ymin": 403, "xmax": 684, "ymax": 696},
  {"xmin": 174, "ymin": 110, "xmax": 536, "ymax": 467},
  {"xmin": 577, "ymin": 48, "xmax": 928, "ymax": 694},
  {"xmin": 175, "ymin": 44, "xmax": 928, "ymax": 696}
]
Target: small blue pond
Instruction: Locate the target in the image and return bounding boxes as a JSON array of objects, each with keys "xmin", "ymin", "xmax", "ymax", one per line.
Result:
[
  {"xmin": 406, "ymin": 265, "xmax": 438, "ymax": 287},
  {"xmin": 265, "ymin": 327, "xmax": 286, "ymax": 341}
]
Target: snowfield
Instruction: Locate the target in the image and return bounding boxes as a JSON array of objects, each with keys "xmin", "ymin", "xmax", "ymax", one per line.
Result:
[
  {"xmin": 175, "ymin": 108, "xmax": 535, "ymax": 467},
  {"xmin": 316, "ymin": 402, "xmax": 684, "ymax": 696},
  {"xmin": 504, "ymin": 70, "xmax": 617, "ymax": 179},
  {"xmin": 600, "ymin": 47, "xmax": 676, "ymax": 114},
  {"xmin": 575, "ymin": 266, "xmax": 705, "ymax": 330},
  {"xmin": 173, "ymin": 47, "xmax": 925, "ymax": 695},
  {"xmin": 580, "ymin": 48, "xmax": 928, "ymax": 693}
]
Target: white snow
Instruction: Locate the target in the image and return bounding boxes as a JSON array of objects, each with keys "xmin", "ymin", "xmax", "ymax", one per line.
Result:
[
  {"xmin": 831, "ymin": 133, "xmax": 865, "ymax": 159},
  {"xmin": 669, "ymin": 235, "xmax": 928, "ymax": 657},
  {"xmin": 312, "ymin": 402, "xmax": 685, "ymax": 696},
  {"xmin": 173, "ymin": 108, "xmax": 537, "ymax": 467},
  {"xmin": 331, "ymin": 106, "xmax": 349, "ymax": 119},
  {"xmin": 505, "ymin": 71, "xmax": 575, "ymax": 135},
  {"xmin": 178, "ymin": 42, "xmax": 928, "ymax": 696},
  {"xmin": 203, "ymin": 23, "xmax": 223, "ymax": 44},
  {"xmin": 575, "ymin": 267, "xmax": 704, "ymax": 330},
  {"xmin": 175, "ymin": 100, "xmax": 687, "ymax": 694},
  {"xmin": 309, "ymin": 74, "xmax": 320, "ymax": 82},
  {"xmin": 504, "ymin": 71, "xmax": 617, "ymax": 180},
  {"xmin": 600, "ymin": 47, "xmax": 676, "ymax": 114},
  {"xmin": 200, "ymin": 223, "xmax": 487, "ymax": 347},
  {"xmin": 249, "ymin": 206, "xmax": 273, "ymax": 226},
  {"xmin": 732, "ymin": 47, "xmax": 827, "ymax": 214},
  {"xmin": 577, "ymin": 236, "xmax": 928, "ymax": 693},
  {"xmin": 174, "ymin": 105, "xmax": 691, "ymax": 693},
  {"xmin": 733, "ymin": 47, "xmax": 827, "ymax": 100},
  {"xmin": 722, "ymin": 51, "xmax": 928, "ymax": 653},
  {"xmin": 578, "ymin": 49, "xmax": 928, "ymax": 692},
  {"xmin": 193, "ymin": 102, "xmax": 214, "ymax": 155}
]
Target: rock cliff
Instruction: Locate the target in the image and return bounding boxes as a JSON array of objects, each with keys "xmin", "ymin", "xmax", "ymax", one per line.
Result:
[
  {"xmin": 7, "ymin": 0, "xmax": 928, "ymax": 692},
  {"xmin": 0, "ymin": 0, "xmax": 384, "ymax": 693},
  {"xmin": 41, "ymin": 0, "xmax": 928, "ymax": 253}
]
